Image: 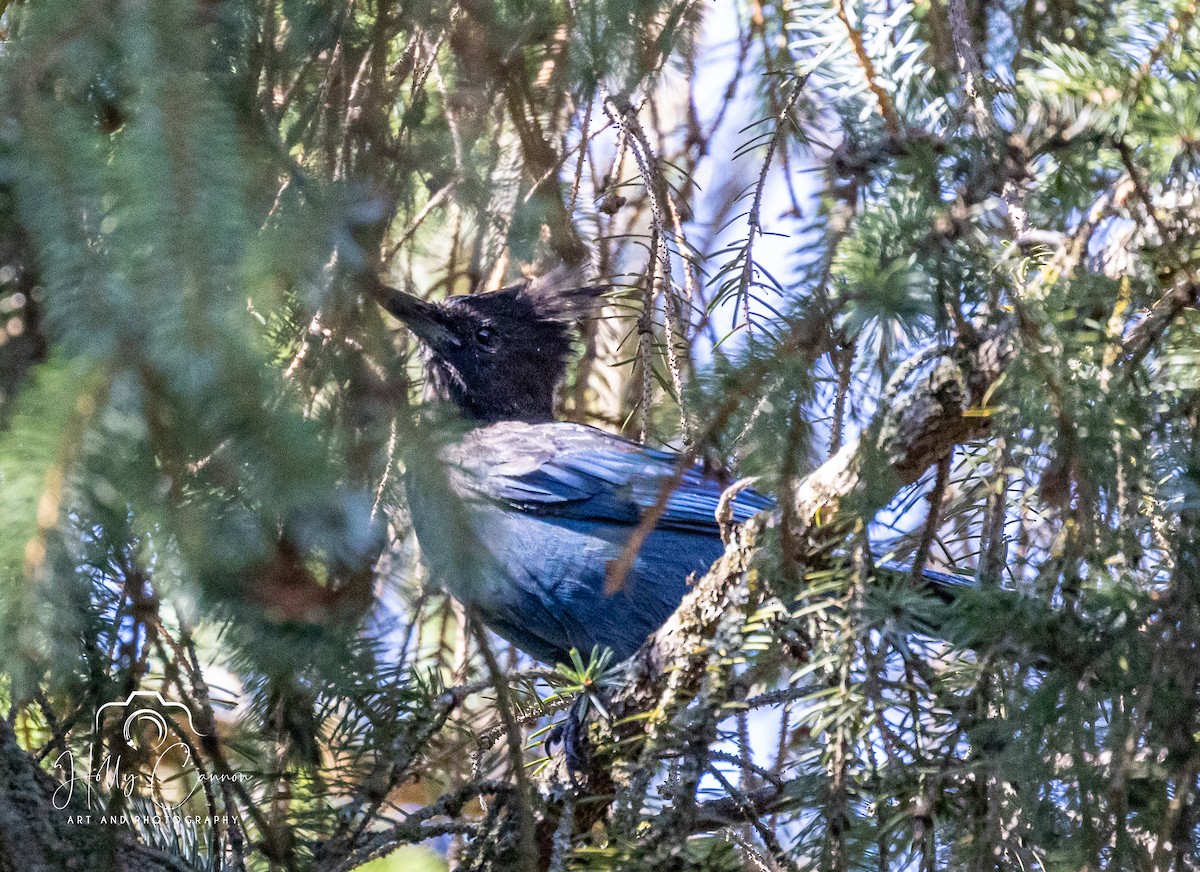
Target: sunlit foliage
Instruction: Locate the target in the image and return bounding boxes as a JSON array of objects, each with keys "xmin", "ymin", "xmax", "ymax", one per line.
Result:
[{"xmin": 0, "ymin": 0, "xmax": 1198, "ymax": 869}]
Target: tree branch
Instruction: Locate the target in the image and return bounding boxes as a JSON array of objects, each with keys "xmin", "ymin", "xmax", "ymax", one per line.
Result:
[
  {"xmin": 533, "ymin": 322, "xmax": 1016, "ymax": 860},
  {"xmin": 620, "ymin": 322, "xmax": 1013, "ymax": 708}
]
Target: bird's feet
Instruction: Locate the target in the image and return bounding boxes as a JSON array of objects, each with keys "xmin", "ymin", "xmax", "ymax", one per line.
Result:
[{"xmin": 544, "ymin": 696, "xmax": 591, "ymax": 778}]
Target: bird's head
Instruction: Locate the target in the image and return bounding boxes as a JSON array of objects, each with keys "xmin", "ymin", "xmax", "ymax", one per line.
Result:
[{"xmin": 375, "ymin": 267, "xmax": 606, "ymax": 423}]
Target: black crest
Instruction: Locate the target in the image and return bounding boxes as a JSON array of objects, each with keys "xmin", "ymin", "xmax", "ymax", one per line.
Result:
[{"xmin": 375, "ymin": 267, "xmax": 606, "ymax": 423}]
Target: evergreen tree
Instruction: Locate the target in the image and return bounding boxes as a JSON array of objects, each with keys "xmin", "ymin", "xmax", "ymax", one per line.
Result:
[{"xmin": 0, "ymin": 0, "xmax": 1197, "ymax": 869}]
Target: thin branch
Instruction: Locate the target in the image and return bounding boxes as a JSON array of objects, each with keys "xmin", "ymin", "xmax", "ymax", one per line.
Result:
[
  {"xmin": 602, "ymin": 92, "xmax": 694, "ymax": 445},
  {"xmin": 834, "ymin": 0, "xmax": 902, "ymax": 137},
  {"xmin": 320, "ymin": 781, "xmax": 511, "ymax": 872},
  {"xmin": 1119, "ymin": 279, "xmax": 1200, "ymax": 374},
  {"xmin": 909, "ymin": 454, "xmax": 951, "ymax": 584},
  {"xmin": 469, "ymin": 618, "xmax": 539, "ymax": 872},
  {"xmin": 945, "ymin": 0, "xmax": 1027, "ymax": 236},
  {"xmin": 734, "ymin": 76, "xmax": 807, "ymax": 332},
  {"xmin": 383, "ymin": 183, "xmax": 453, "ymax": 264}
]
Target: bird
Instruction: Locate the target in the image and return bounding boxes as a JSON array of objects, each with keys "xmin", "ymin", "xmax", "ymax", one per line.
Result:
[{"xmin": 372, "ymin": 267, "xmax": 968, "ymax": 665}]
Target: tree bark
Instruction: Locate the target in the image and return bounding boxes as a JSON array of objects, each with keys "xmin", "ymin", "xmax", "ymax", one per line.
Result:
[{"xmin": 0, "ymin": 719, "xmax": 193, "ymax": 872}]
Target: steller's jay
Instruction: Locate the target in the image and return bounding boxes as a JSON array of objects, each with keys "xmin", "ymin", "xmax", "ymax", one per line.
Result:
[{"xmin": 374, "ymin": 268, "xmax": 967, "ymax": 664}]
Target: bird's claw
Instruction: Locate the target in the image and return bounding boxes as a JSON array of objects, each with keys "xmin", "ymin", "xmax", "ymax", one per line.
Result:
[{"xmin": 544, "ymin": 698, "xmax": 591, "ymax": 779}]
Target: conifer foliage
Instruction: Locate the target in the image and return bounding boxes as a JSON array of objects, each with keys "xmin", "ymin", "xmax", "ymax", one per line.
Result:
[{"xmin": 0, "ymin": 0, "xmax": 1198, "ymax": 869}]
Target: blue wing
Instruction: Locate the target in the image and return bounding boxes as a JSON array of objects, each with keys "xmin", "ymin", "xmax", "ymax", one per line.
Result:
[
  {"xmin": 481, "ymin": 438, "xmax": 775, "ymax": 533},
  {"xmin": 415, "ymin": 423, "xmax": 774, "ymax": 662},
  {"xmin": 414, "ymin": 423, "xmax": 973, "ymax": 664}
]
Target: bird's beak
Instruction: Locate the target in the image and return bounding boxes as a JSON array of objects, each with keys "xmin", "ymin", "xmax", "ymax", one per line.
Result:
[{"xmin": 372, "ymin": 282, "xmax": 460, "ymax": 352}]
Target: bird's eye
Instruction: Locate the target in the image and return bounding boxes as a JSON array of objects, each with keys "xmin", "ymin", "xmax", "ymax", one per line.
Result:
[{"xmin": 474, "ymin": 326, "xmax": 496, "ymax": 346}]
